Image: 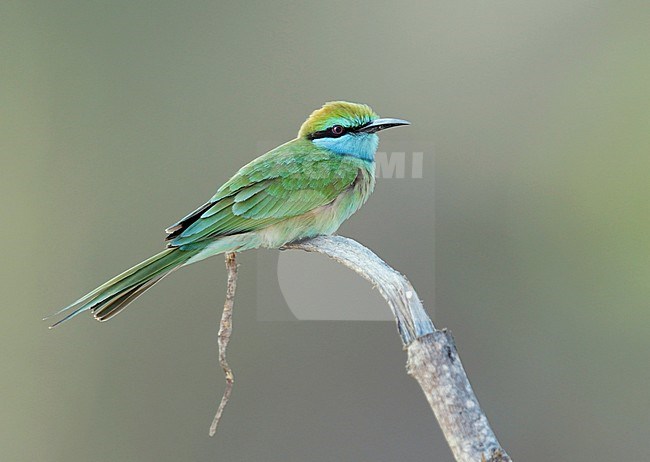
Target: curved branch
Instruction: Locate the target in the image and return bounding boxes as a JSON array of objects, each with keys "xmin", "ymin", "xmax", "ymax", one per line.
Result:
[{"xmin": 284, "ymin": 235, "xmax": 512, "ymax": 462}]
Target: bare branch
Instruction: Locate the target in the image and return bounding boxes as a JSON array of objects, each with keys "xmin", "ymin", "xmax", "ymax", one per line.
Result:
[
  {"xmin": 284, "ymin": 235, "xmax": 433, "ymax": 345},
  {"xmin": 284, "ymin": 235, "xmax": 512, "ymax": 462},
  {"xmin": 209, "ymin": 252, "xmax": 238, "ymax": 437}
]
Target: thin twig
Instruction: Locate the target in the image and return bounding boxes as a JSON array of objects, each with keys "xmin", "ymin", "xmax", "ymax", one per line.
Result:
[{"xmin": 209, "ymin": 252, "xmax": 237, "ymax": 437}]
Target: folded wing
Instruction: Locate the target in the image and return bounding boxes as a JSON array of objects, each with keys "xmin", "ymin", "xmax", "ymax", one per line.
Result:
[{"xmin": 165, "ymin": 144, "xmax": 360, "ymax": 248}]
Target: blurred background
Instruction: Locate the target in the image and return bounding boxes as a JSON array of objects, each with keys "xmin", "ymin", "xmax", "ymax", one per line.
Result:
[{"xmin": 2, "ymin": 1, "xmax": 649, "ymax": 461}]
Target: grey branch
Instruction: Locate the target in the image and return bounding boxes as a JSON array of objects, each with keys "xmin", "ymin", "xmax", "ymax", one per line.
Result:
[
  {"xmin": 284, "ymin": 235, "xmax": 512, "ymax": 462},
  {"xmin": 209, "ymin": 252, "xmax": 237, "ymax": 437}
]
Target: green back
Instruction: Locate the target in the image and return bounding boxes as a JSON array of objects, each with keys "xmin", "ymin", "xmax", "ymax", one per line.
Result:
[{"xmin": 166, "ymin": 138, "xmax": 366, "ymax": 247}]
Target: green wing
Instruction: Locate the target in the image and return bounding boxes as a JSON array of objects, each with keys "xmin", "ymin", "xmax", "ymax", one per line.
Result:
[{"xmin": 165, "ymin": 140, "xmax": 360, "ymax": 247}]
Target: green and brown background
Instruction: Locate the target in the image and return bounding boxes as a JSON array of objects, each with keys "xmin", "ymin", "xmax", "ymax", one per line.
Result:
[{"xmin": 2, "ymin": 1, "xmax": 649, "ymax": 461}]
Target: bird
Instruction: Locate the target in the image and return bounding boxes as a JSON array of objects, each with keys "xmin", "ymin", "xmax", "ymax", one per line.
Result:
[{"xmin": 47, "ymin": 101, "xmax": 410, "ymax": 327}]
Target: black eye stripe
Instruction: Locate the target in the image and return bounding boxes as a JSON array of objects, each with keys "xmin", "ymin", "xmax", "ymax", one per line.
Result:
[
  {"xmin": 308, "ymin": 126, "xmax": 346, "ymax": 140},
  {"xmin": 308, "ymin": 122, "xmax": 373, "ymax": 140}
]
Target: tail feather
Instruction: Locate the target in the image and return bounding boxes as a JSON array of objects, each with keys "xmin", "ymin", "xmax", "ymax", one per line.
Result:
[
  {"xmin": 92, "ymin": 271, "xmax": 172, "ymax": 322},
  {"xmin": 44, "ymin": 250, "xmax": 180, "ymax": 320},
  {"xmin": 49, "ymin": 248, "xmax": 196, "ymax": 328}
]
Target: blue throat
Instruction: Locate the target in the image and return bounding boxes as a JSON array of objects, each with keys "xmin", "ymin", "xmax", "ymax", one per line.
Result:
[{"xmin": 312, "ymin": 133, "xmax": 379, "ymax": 162}]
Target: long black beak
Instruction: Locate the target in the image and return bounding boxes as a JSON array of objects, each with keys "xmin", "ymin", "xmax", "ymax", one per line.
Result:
[{"xmin": 357, "ymin": 118, "xmax": 410, "ymax": 134}]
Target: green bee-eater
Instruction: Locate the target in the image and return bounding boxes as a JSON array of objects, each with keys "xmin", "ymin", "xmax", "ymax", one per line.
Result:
[{"xmin": 48, "ymin": 101, "xmax": 409, "ymax": 327}]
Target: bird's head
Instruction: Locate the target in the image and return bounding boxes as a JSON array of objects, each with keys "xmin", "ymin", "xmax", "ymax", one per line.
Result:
[{"xmin": 299, "ymin": 101, "xmax": 409, "ymax": 161}]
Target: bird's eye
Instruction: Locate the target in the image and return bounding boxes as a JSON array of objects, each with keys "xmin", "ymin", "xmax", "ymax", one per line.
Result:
[{"xmin": 330, "ymin": 125, "xmax": 345, "ymax": 136}]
